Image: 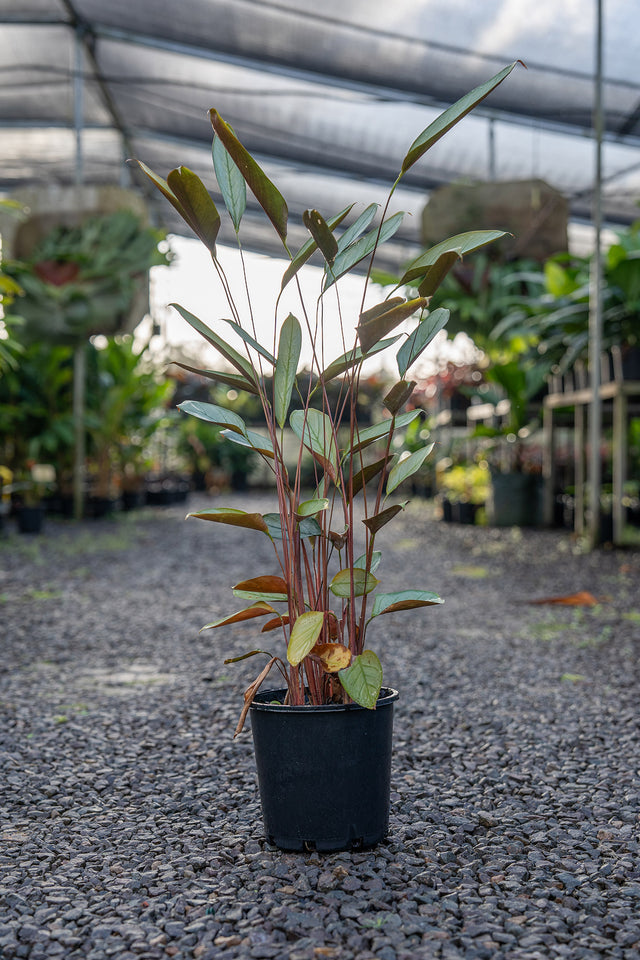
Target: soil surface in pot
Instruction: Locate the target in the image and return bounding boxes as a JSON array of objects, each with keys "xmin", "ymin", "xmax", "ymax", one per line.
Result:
[{"xmin": 2, "ymin": 493, "xmax": 639, "ymax": 958}]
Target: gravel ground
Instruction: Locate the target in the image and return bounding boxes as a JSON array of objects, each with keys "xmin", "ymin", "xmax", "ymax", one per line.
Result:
[{"xmin": 1, "ymin": 492, "xmax": 640, "ymax": 960}]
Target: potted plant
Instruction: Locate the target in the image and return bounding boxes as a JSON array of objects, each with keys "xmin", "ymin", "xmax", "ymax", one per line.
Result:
[{"xmin": 135, "ymin": 62, "xmax": 518, "ymax": 851}]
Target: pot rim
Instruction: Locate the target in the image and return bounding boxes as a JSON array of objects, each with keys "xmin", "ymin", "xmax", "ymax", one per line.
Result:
[{"xmin": 250, "ymin": 686, "xmax": 399, "ymax": 713}]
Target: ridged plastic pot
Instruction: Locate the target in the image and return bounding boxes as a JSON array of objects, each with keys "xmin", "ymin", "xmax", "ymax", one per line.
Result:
[{"xmin": 249, "ymin": 687, "xmax": 399, "ymax": 852}]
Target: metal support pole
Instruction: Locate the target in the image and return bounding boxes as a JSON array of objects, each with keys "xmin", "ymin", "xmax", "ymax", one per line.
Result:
[
  {"xmin": 73, "ymin": 23, "xmax": 86, "ymax": 521},
  {"xmin": 587, "ymin": 0, "xmax": 604, "ymax": 548}
]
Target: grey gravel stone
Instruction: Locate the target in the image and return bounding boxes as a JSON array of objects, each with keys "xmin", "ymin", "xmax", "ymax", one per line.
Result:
[{"xmin": 1, "ymin": 494, "xmax": 640, "ymax": 958}]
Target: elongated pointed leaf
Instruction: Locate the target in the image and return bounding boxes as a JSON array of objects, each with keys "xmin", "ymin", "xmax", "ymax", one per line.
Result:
[
  {"xmin": 297, "ymin": 498, "xmax": 329, "ymax": 517},
  {"xmin": 324, "ymin": 211, "xmax": 405, "ymax": 290},
  {"xmin": 350, "ymin": 409, "xmax": 420, "ymax": 455},
  {"xmin": 234, "ymin": 656, "xmax": 278, "ymax": 737},
  {"xmin": 178, "ymin": 400, "xmax": 247, "ymax": 436},
  {"xmin": 320, "ymin": 335, "xmax": 402, "ymax": 383},
  {"xmin": 303, "ymin": 209, "xmax": 338, "ymax": 264},
  {"xmin": 362, "ymin": 502, "xmax": 407, "ymax": 534},
  {"xmin": 400, "ymin": 62, "xmax": 519, "ymax": 175},
  {"xmin": 329, "ymin": 568, "xmax": 379, "ymax": 599},
  {"xmin": 233, "ymin": 575, "xmax": 289, "ymax": 603},
  {"xmin": 339, "ymin": 650, "xmax": 383, "ymax": 709},
  {"xmin": 224, "ymin": 648, "xmax": 270, "ymax": 663},
  {"xmin": 170, "ymin": 303, "xmax": 257, "ymax": 383},
  {"xmin": 220, "ymin": 428, "xmax": 275, "ymax": 458},
  {"xmin": 417, "ymin": 249, "xmax": 461, "ymax": 298},
  {"xmin": 167, "ymin": 166, "xmax": 221, "ymax": 254},
  {"xmin": 397, "ymin": 307, "xmax": 450, "ymax": 376},
  {"xmin": 133, "ymin": 160, "xmax": 220, "ymax": 254},
  {"xmin": 312, "ymin": 642, "xmax": 351, "ymax": 672},
  {"xmin": 212, "ymin": 133, "xmax": 246, "ymax": 231},
  {"xmin": 202, "ymin": 603, "xmax": 274, "ymax": 631},
  {"xmin": 281, "ymin": 205, "xmax": 353, "ymax": 291},
  {"xmin": 287, "ymin": 611, "xmax": 325, "ymax": 665},
  {"xmin": 348, "ymin": 457, "xmax": 387, "ymax": 496},
  {"xmin": 386, "ymin": 444, "xmax": 435, "ymax": 495},
  {"xmin": 210, "ymin": 109, "xmax": 288, "ymax": 243},
  {"xmin": 263, "ymin": 512, "xmax": 322, "ymax": 540},
  {"xmin": 171, "ymin": 362, "xmax": 259, "ymax": 396},
  {"xmin": 359, "ymin": 296, "xmax": 405, "ymax": 327},
  {"xmin": 400, "ymin": 230, "xmax": 509, "ymax": 286},
  {"xmin": 371, "ymin": 590, "xmax": 443, "ymax": 618},
  {"xmin": 261, "ymin": 615, "xmax": 290, "ymax": 633},
  {"xmin": 383, "ymin": 379, "xmax": 416, "ymax": 414},
  {"xmin": 358, "ymin": 297, "xmax": 427, "ymax": 353},
  {"xmin": 354, "ymin": 551, "xmax": 382, "ymax": 573},
  {"xmin": 186, "ymin": 507, "xmax": 269, "ymax": 534},
  {"xmin": 336, "ymin": 203, "xmax": 379, "ymax": 252},
  {"xmin": 290, "ymin": 409, "xmax": 338, "ymax": 481},
  {"xmin": 223, "ymin": 319, "xmax": 275, "ymax": 366},
  {"xmin": 274, "ymin": 313, "xmax": 301, "ymax": 428}
]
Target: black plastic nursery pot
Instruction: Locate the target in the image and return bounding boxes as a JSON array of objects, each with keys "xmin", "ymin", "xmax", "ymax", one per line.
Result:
[{"xmin": 249, "ymin": 687, "xmax": 399, "ymax": 853}]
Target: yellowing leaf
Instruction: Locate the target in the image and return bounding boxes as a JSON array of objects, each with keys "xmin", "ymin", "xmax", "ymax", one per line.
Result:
[
  {"xmin": 312, "ymin": 642, "xmax": 351, "ymax": 672},
  {"xmin": 287, "ymin": 611, "xmax": 325, "ymax": 665}
]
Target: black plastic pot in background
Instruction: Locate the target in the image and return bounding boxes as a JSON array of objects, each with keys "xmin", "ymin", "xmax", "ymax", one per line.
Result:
[
  {"xmin": 17, "ymin": 504, "xmax": 45, "ymax": 534},
  {"xmin": 488, "ymin": 472, "xmax": 543, "ymax": 527},
  {"xmin": 249, "ymin": 688, "xmax": 399, "ymax": 853}
]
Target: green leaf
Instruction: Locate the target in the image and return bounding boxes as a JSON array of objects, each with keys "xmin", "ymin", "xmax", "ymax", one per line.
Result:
[
  {"xmin": 399, "ymin": 231, "xmax": 508, "ymax": 286},
  {"xmin": 212, "ymin": 132, "xmax": 247, "ymax": 232},
  {"xmin": 386, "ymin": 444, "xmax": 435, "ymax": 495},
  {"xmin": 348, "ymin": 457, "xmax": 387, "ymax": 496},
  {"xmin": 220, "ymin": 428, "xmax": 275, "ymax": 458},
  {"xmin": 178, "ymin": 400, "xmax": 247, "ymax": 435},
  {"xmin": 354, "ymin": 551, "xmax": 382, "ymax": 573},
  {"xmin": 417, "ymin": 249, "xmax": 461, "ymax": 298},
  {"xmin": 350, "ymin": 409, "xmax": 420, "ymax": 455},
  {"xmin": 287, "ymin": 611, "xmax": 325, "ymax": 665},
  {"xmin": 280, "ymin": 205, "xmax": 353, "ymax": 291},
  {"xmin": 170, "ymin": 303, "xmax": 257, "ymax": 383},
  {"xmin": 371, "ymin": 590, "xmax": 443, "ymax": 618},
  {"xmin": 383, "ymin": 380, "xmax": 416, "ymax": 415},
  {"xmin": 166, "ymin": 166, "xmax": 221, "ymax": 254},
  {"xmin": 324, "ymin": 211, "xmax": 405, "ymax": 290},
  {"xmin": 400, "ymin": 62, "xmax": 519, "ymax": 175},
  {"xmin": 397, "ymin": 307, "xmax": 450, "ymax": 377},
  {"xmin": 336, "ymin": 203, "xmax": 379, "ymax": 252},
  {"xmin": 320, "ymin": 335, "xmax": 402, "ymax": 383},
  {"xmin": 362, "ymin": 503, "xmax": 407, "ymax": 534},
  {"xmin": 358, "ymin": 297, "xmax": 427, "ymax": 353},
  {"xmin": 290, "ymin": 408, "xmax": 338, "ymax": 481},
  {"xmin": 263, "ymin": 512, "xmax": 322, "ymax": 540},
  {"xmin": 171, "ymin": 361, "xmax": 259, "ymax": 396},
  {"xmin": 339, "ymin": 650, "xmax": 383, "ymax": 709},
  {"xmin": 210, "ymin": 109, "xmax": 288, "ymax": 243},
  {"xmin": 186, "ymin": 507, "xmax": 270, "ymax": 534},
  {"xmin": 224, "ymin": 649, "xmax": 270, "ymax": 663},
  {"xmin": 329, "ymin": 568, "xmax": 379, "ymax": 599},
  {"xmin": 222, "ymin": 319, "xmax": 275, "ymax": 366},
  {"xmin": 297, "ymin": 498, "xmax": 329, "ymax": 517},
  {"xmin": 303, "ymin": 209, "xmax": 338, "ymax": 264},
  {"xmin": 133, "ymin": 160, "xmax": 220, "ymax": 255},
  {"xmin": 274, "ymin": 313, "xmax": 302, "ymax": 428}
]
